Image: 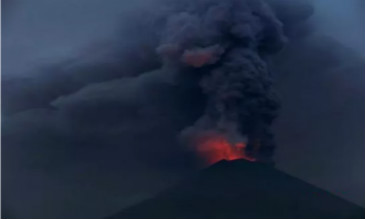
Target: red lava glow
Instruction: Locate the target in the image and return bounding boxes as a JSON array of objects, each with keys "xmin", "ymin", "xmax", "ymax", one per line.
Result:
[{"xmin": 196, "ymin": 134, "xmax": 256, "ymax": 165}]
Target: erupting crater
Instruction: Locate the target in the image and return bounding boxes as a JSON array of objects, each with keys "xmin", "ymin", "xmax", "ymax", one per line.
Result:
[{"xmin": 195, "ymin": 134, "xmax": 256, "ymax": 165}]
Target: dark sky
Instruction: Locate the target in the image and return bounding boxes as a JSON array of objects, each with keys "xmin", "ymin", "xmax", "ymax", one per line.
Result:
[{"xmin": 2, "ymin": 0, "xmax": 365, "ymax": 218}]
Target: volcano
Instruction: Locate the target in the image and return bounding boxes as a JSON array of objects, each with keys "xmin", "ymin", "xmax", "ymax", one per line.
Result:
[{"xmin": 109, "ymin": 159, "xmax": 364, "ymax": 218}]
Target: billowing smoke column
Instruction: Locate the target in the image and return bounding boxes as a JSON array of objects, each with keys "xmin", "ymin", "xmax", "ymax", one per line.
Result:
[{"xmin": 158, "ymin": 0, "xmax": 286, "ymax": 164}]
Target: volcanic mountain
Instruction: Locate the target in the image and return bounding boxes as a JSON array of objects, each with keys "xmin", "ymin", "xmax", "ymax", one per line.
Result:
[{"xmin": 109, "ymin": 159, "xmax": 364, "ymax": 219}]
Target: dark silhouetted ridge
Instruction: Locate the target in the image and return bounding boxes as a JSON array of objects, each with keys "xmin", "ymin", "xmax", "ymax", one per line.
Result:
[{"xmin": 109, "ymin": 159, "xmax": 365, "ymax": 218}]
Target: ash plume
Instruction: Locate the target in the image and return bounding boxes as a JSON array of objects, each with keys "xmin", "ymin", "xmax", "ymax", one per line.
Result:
[
  {"xmin": 157, "ymin": 0, "xmax": 286, "ymax": 162},
  {"xmin": 5, "ymin": 0, "xmax": 365, "ymax": 217}
]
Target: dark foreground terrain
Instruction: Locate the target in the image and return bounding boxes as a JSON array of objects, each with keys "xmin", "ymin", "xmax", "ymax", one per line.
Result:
[{"xmin": 109, "ymin": 159, "xmax": 365, "ymax": 218}]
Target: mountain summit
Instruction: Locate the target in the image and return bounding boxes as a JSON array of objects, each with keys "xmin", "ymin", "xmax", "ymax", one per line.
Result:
[{"xmin": 109, "ymin": 159, "xmax": 364, "ymax": 218}]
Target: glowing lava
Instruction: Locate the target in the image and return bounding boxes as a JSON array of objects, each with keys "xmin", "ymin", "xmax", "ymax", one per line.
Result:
[{"xmin": 195, "ymin": 134, "xmax": 256, "ymax": 165}]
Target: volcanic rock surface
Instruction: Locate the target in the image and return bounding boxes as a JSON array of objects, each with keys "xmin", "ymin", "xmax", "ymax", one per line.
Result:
[{"xmin": 109, "ymin": 159, "xmax": 365, "ymax": 218}]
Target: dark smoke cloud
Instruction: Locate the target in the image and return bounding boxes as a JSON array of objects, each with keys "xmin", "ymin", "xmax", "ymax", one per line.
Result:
[
  {"xmin": 3, "ymin": 70, "xmax": 203, "ymax": 218},
  {"xmin": 2, "ymin": 0, "xmax": 364, "ymax": 218},
  {"xmin": 156, "ymin": 0, "xmax": 286, "ymax": 161},
  {"xmin": 2, "ymin": 6, "xmax": 164, "ymax": 114}
]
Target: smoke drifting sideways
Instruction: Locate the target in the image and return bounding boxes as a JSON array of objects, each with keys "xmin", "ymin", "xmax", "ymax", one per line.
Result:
[{"xmin": 4, "ymin": 0, "xmax": 290, "ymax": 168}]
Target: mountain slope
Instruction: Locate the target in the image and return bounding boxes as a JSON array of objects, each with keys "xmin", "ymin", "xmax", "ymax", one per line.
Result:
[{"xmin": 109, "ymin": 159, "xmax": 365, "ymax": 218}]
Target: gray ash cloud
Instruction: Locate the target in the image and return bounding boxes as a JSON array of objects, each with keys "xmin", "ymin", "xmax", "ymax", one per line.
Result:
[{"xmin": 156, "ymin": 0, "xmax": 286, "ymax": 161}]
